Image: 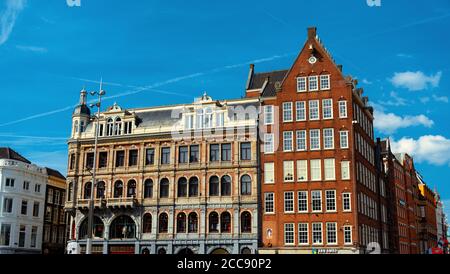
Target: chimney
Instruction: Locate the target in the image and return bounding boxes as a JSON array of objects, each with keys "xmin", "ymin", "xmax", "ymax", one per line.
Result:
[
  {"xmin": 337, "ymin": 65, "xmax": 343, "ymax": 72},
  {"xmin": 307, "ymin": 27, "xmax": 317, "ymax": 39},
  {"xmin": 79, "ymin": 89, "xmax": 87, "ymax": 105},
  {"xmin": 246, "ymin": 64, "xmax": 255, "ymax": 90}
]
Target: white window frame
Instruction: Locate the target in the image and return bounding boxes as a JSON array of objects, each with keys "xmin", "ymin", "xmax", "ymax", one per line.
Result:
[
  {"xmin": 310, "ymin": 129, "xmax": 321, "ymax": 150},
  {"xmin": 341, "ymin": 161, "xmax": 351, "ymax": 180},
  {"xmin": 324, "ymin": 159, "xmax": 336, "ymax": 181},
  {"xmin": 296, "ymin": 101, "xmax": 306, "ymax": 121},
  {"xmin": 344, "ymin": 226, "xmax": 353, "ymax": 245},
  {"xmin": 312, "ymin": 223, "xmax": 323, "ymax": 245},
  {"xmin": 297, "ymin": 77, "xmax": 307, "ymax": 92},
  {"xmin": 298, "ymin": 223, "xmax": 309, "ymax": 245},
  {"xmin": 297, "ymin": 160, "xmax": 308, "ymax": 182},
  {"xmin": 326, "ymin": 222, "xmax": 338, "ymax": 245},
  {"xmin": 264, "ymin": 105, "xmax": 274, "ymax": 125},
  {"xmin": 325, "ymin": 190, "xmax": 337, "ymax": 212},
  {"xmin": 282, "ymin": 102, "xmax": 293, "ymax": 122},
  {"xmin": 283, "ymin": 131, "xmax": 293, "ymax": 152},
  {"xmin": 296, "ymin": 130, "xmax": 307, "ymax": 151},
  {"xmin": 340, "ymin": 130, "xmax": 349, "ymax": 149},
  {"xmin": 264, "ymin": 163, "xmax": 275, "ymax": 184},
  {"xmin": 310, "ymin": 159, "xmax": 322, "ymax": 181},
  {"xmin": 322, "ymin": 99, "xmax": 333, "ymax": 119},
  {"xmin": 283, "ymin": 161, "xmax": 294, "ymax": 182},
  {"xmin": 343, "ymin": 192, "xmax": 352, "ymax": 212},
  {"xmin": 309, "ymin": 100, "xmax": 319, "ymax": 120},
  {"xmin": 309, "ymin": 76, "xmax": 319, "ymax": 91},
  {"xmin": 298, "ymin": 191, "xmax": 308, "ymax": 213},
  {"xmin": 323, "ymin": 128, "xmax": 334, "ymax": 150},
  {"xmin": 265, "ymin": 192, "xmax": 275, "ymax": 214},
  {"xmin": 320, "ymin": 75, "xmax": 331, "ymax": 90},
  {"xmin": 339, "ymin": 101, "xmax": 348, "ymax": 118},
  {"xmin": 284, "ymin": 223, "xmax": 295, "ymax": 246},
  {"xmin": 311, "ymin": 190, "xmax": 322, "ymax": 212},
  {"xmin": 284, "ymin": 192, "xmax": 294, "ymax": 213},
  {"xmin": 264, "ymin": 134, "xmax": 274, "ymax": 154}
]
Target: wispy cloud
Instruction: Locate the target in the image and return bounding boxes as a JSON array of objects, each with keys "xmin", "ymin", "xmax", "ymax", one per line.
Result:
[
  {"xmin": 432, "ymin": 94, "xmax": 449, "ymax": 103},
  {"xmin": 16, "ymin": 45, "xmax": 47, "ymax": 53},
  {"xmin": 396, "ymin": 53, "xmax": 413, "ymax": 59},
  {"xmin": 0, "ymin": 0, "xmax": 26, "ymax": 46},
  {"xmin": 378, "ymin": 91, "xmax": 409, "ymax": 107}
]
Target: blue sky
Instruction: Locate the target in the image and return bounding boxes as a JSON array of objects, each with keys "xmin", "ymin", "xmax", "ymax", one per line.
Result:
[{"xmin": 0, "ymin": 0, "xmax": 449, "ymax": 218}]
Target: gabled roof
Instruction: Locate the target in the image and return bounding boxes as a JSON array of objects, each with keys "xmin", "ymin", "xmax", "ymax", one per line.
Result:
[
  {"xmin": 45, "ymin": 167, "xmax": 66, "ymax": 180},
  {"xmin": 0, "ymin": 147, "xmax": 31, "ymax": 164},
  {"xmin": 247, "ymin": 70, "xmax": 288, "ymax": 97}
]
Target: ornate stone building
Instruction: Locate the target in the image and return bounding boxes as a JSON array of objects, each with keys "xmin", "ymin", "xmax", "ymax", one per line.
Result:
[{"xmin": 65, "ymin": 92, "xmax": 260, "ymax": 254}]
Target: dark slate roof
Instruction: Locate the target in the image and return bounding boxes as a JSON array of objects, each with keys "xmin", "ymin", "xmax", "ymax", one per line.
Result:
[
  {"xmin": 137, "ymin": 109, "xmax": 181, "ymax": 128},
  {"xmin": 0, "ymin": 147, "xmax": 31, "ymax": 164},
  {"xmin": 73, "ymin": 104, "xmax": 91, "ymax": 116},
  {"xmin": 248, "ymin": 70, "xmax": 288, "ymax": 97},
  {"xmin": 45, "ymin": 167, "xmax": 66, "ymax": 180}
]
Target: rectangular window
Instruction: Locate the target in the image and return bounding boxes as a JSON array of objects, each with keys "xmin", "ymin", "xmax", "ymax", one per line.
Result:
[
  {"xmin": 128, "ymin": 150, "xmax": 138, "ymax": 166},
  {"xmin": 340, "ymin": 131, "xmax": 349, "ymax": 149},
  {"xmin": 30, "ymin": 226, "xmax": 37, "ymax": 248},
  {"xmin": 297, "ymin": 160, "xmax": 308, "ymax": 182},
  {"xmin": 339, "ymin": 101, "xmax": 348, "ymax": 118},
  {"xmin": 284, "ymin": 192, "xmax": 294, "ymax": 213},
  {"xmin": 283, "ymin": 131, "xmax": 293, "ymax": 152},
  {"xmin": 309, "ymin": 76, "xmax": 318, "ymax": 91},
  {"xmin": 0, "ymin": 224, "xmax": 11, "ymax": 246},
  {"xmin": 326, "ymin": 223, "xmax": 337, "ymax": 245},
  {"xmin": 265, "ymin": 193, "xmax": 275, "ymax": 213},
  {"xmin": 322, "ymin": 99, "xmax": 333, "ymax": 119},
  {"xmin": 310, "ymin": 129, "xmax": 321, "ymax": 150},
  {"xmin": 264, "ymin": 134, "xmax": 274, "ymax": 154},
  {"xmin": 309, "ymin": 100, "xmax": 319, "ymax": 120},
  {"xmin": 283, "ymin": 161, "xmax": 294, "ymax": 182},
  {"xmin": 324, "ymin": 159, "xmax": 336, "ymax": 181},
  {"xmin": 264, "ymin": 163, "xmax": 275, "ymax": 184},
  {"xmin": 343, "ymin": 193, "xmax": 352, "ymax": 212},
  {"xmin": 296, "ymin": 130, "xmax": 307, "ymax": 151},
  {"xmin": 33, "ymin": 202, "xmax": 40, "ymax": 217},
  {"xmin": 179, "ymin": 146, "xmax": 188, "ymax": 164},
  {"xmin": 341, "ymin": 161, "xmax": 351, "ymax": 180},
  {"xmin": 325, "ymin": 190, "xmax": 336, "ymax": 212},
  {"xmin": 297, "ymin": 77, "xmax": 307, "ymax": 92},
  {"xmin": 115, "ymin": 151, "xmax": 125, "ymax": 167},
  {"xmin": 296, "ymin": 101, "xmax": 306, "ymax": 121},
  {"xmin": 310, "ymin": 160, "xmax": 322, "ymax": 181},
  {"xmin": 221, "ymin": 143, "xmax": 232, "ymax": 161},
  {"xmin": 283, "ymin": 102, "xmax": 293, "ymax": 122},
  {"xmin": 240, "ymin": 142, "xmax": 251, "ymax": 161},
  {"xmin": 344, "ymin": 226, "xmax": 352, "ymax": 244},
  {"xmin": 284, "ymin": 223, "xmax": 295, "ymax": 245},
  {"xmin": 264, "ymin": 105, "xmax": 274, "ymax": 125},
  {"xmin": 216, "ymin": 112, "xmax": 225, "ymax": 127},
  {"xmin": 3, "ymin": 198, "xmax": 13, "ymax": 213},
  {"xmin": 298, "ymin": 191, "xmax": 308, "ymax": 213},
  {"xmin": 69, "ymin": 154, "xmax": 75, "ymax": 170},
  {"xmin": 210, "ymin": 144, "xmax": 220, "ymax": 162},
  {"xmin": 312, "ymin": 223, "xmax": 323, "ymax": 245},
  {"xmin": 85, "ymin": 153, "xmax": 94, "ymax": 169},
  {"xmin": 189, "ymin": 145, "xmax": 199, "ymax": 163},
  {"xmin": 145, "ymin": 148, "xmax": 155, "ymax": 165},
  {"xmin": 21, "ymin": 200, "xmax": 28, "ymax": 215},
  {"xmin": 320, "ymin": 75, "xmax": 331, "ymax": 90},
  {"xmin": 298, "ymin": 223, "xmax": 309, "ymax": 245},
  {"xmin": 185, "ymin": 114, "xmax": 194, "ymax": 129},
  {"xmin": 23, "ymin": 181, "xmax": 30, "ymax": 191},
  {"xmin": 19, "ymin": 225, "xmax": 26, "ymax": 248},
  {"xmin": 311, "ymin": 190, "xmax": 322, "ymax": 212},
  {"xmin": 323, "ymin": 128, "xmax": 334, "ymax": 149},
  {"xmin": 35, "ymin": 184, "xmax": 41, "ymax": 193},
  {"xmin": 98, "ymin": 152, "xmax": 108, "ymax": 168},
  {"xmin": 161, "ymin": 147, "xmax": 171, "ymax": 165}
]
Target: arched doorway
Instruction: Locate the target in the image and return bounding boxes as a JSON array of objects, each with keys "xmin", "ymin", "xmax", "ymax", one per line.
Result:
[
  {"xmin": 177, "ymin": 248, "xmax": 194, "ymax": 255},
  {"xmin": 78, "ymin": 216, "xmax": 104, "ymax": 239},
  {"xmin": 210, "ymin": 248, "xmax": 230, "ymax": 255},
  {"xmin": 109, "ymin": 215, "xmax": 136, "ymax": 239}
]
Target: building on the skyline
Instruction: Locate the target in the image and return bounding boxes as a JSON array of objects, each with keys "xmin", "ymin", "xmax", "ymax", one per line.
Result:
[
  {"xmin": 65, "ymin": 92, "xmax": 260, "ymax": 254},
  {"xmin": 416, "ymin": 174, "xmax": 438, "ymax": 253},
  {"xmin": 434, "ymin": 191, "xmax": 447, "ymax": 243},
  {"xmin": 0, "ymin": 148, "xmax": 47, "ymax": 254}
]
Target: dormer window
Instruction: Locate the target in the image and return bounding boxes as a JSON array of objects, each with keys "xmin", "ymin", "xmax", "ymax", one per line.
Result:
[
  {"xmin": 124, "ymin": 121, "xmax": 133, "ymax": 135},
  {"xmin": 185, "ymin": 114, "xmax": 194, "ymax": 130},
  {"xmin": 297, "ymin": 77, "xmax": 307, "ymax": 92},
  {"xmin": 309, "ymin": 76, "xmax": 318, "ymax": 91},
  {"xmin": 106, "ymin": 118, "xmax": 114, "ymax": 136},
  {"xmin": 320, "ymin": 75, "xmax": 331, "ymax": 90},
  {"xmin": 114, "ymin": 118, "xmax": 122, "ymax": 135}
]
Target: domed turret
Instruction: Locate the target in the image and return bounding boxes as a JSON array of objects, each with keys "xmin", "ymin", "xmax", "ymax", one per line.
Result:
[
  {"xmin": 72, "ymin": 89, "xmax": 91, "ymax": 138},
  {"xmin": 73, "ymin": 89, "xmax": 91, "ymax": 117}
]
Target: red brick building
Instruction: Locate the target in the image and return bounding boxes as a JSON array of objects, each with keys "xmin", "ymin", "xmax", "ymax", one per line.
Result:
[
  {"xmin": 417, "ymin": 174, "xmax": 438, "ymax": 253},
  {"xmin": 246, "ymin": 27, "xmax": 388, "ymax": 254}
]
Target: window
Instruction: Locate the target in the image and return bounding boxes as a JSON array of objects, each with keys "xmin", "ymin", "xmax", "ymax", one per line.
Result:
[
  {"xmin": 124, "ymin": 121, "xmax": 133, "ymax": 134},
  {"xmin": 284, "ymin": 192, "xmax": 294, "ymax": 213},
  {"xmin": 45, "ymin": 206, "xmax": 52, "ymax": 222},
  {"xmin": 311, "ymin": 191, "xmax": 322, "ymax": 212},
  {"xmin": 84, "ymin": 182, "xmax": 92, "ymax": 199},
  {"xmin": 298, "ymin": 191, "xmax": 308, "ymax": 213},
  {"xmin": 30, "ymin": 226, "xmax": 37, "ymax": 248},
  {"xmin": 221, "ymin": 144, "xmax": 232, "ymax": 161},
  {"xmin": 98, "ymin": 152, "xmax": 108, "ymax": 168},
  {"xmin": 296, "ymin": 130, "xmax": 307, "ymax": 151},
  {"xmin": 126, "ymin": 180, "xmax": 136, "ymax": 198},
  {"xmin": 5, "ymin": 178, "xmax": 15, "ymax": 188},
  {"xmin": 265, "ymin": 193, "xmax": 274, "ymax": 214},
  {"xmin": 23, "ymin": 181, "xmax": 30, "ymax": 191},
  {"xmin": 21, "ymin": 200, "xmax": 28, "ymax": 215},
  {"xmin": 340, "ymin": 131, "xmax": 349, "ymax": 149},
  {"xmin": 343, "ymin": 193, "xmax": 351, "ymax": 212},
  {"xmin": 145, "ymin": 148, "xmax": 155, "ymax": 165},
  {"xmin": 74, "ymin": 120, "xmax": 79, "ymax": 134},
  {"xmin": 209, "ymin": 176, "xmax": 219, "ymax": 196},
  {"xmin": 326, "ymin": 223, "xmax": 337, "ymax": 244},
  {"xmin": 143, "ymin": 214, "xmax": 152, "ymax": 233},
  {"xmin": 324, "ymin": 159, "xmax": 336, "ymax": 181},
  {"xmin": 241, "ymin": 211, "xmax": 252, "ymax": 233},
  {"xmin": 216, "ymin": 112, "xmax": 225, "ymax": 127},
  {"xmin": 188, "ymin": 213, "xmax": 198, "ymax": 233},
  {"xmin": 264, "ymin": 105, "xmax": 274, "ymax": 125},
  {"xmin": 3, "ymin": 198, "xmax": 13, "ymax": 213},
  {"xmin": 297, "ymin": 160, "xmax": 308, "ymax": 182},
  {"xmin": 143, "ymin": 179, "xmax": 153, "ymax": 198},
  {"xmin": 296, "ymin": 101, "xmax": 306, "ymax": 121},
  {"xmin": 283, "ymin": 102, "xmax": 293, "ymax": 122},
  {"xmin": 35, "ymin": 184, "xmax": 41, "ymax": 193},
  {"xmin": 220, "ymin": 212, "xmax": 231, "ymax": 233},
  {"xmin": 240, "ymin": 175, "xmax": 251, "ymax": 195},
  {"xmin": 310, "ymin": 159, "xmax": 322, "ymax": 181},
  {"xmin": 114, "ymin": 181, "xmax": 123, "ymax": 198},
  {"xmin": 189, "ymin": 177, "xmax": 199, "ymax": 197},
  {"xmin": 240, "ymin": 142, "xmax": 251, "ymax": 161},
  {"xmin": 33, "ymin": 202, "xmax": 39, "ymax": 217},
  {"xmin": 185, "ymin": 114, "xmax": 194, "ymax": 130},
  {"xmin": 128, "ymin": 150, "xmax": 138, "ymax": 166},
  {"xmin": 209, "ymin": 212, "xmax": 219, "ymax": 233},
  {"xmin": 47, "ymin": 189, "xmax": 54, "ymax": 204},
  {"xmin": 323, "ymin": 128, "xmax": 334, "ymax": 149},
  {"xmin": 69, "ymin": 154, "xmax": 76, "ymax": 170},
  {"xmin": 85, "ymin": 153, "xmax": 94, "ymax": 169},
  {"xmin": 344, "ymin": 226, "xmax": 352, "ymax": 244},
  {"xmin": 264, "ymin": 134, "xmax": 274, "ymax": 154},
  {"xmin": 295, "ymin": 223, "xmax": 308, "ymax": 246},
  {"xmin": 178, "ymin": 146, "xmax": 188, "ymax": 164},
  {"xmin": 0, "ymin": 224, "xmax": 11, "ymax": 246},
  {"xmin": 176, "ymin": 213, "xmax": 187, "ymax": 233},
  {"xmin": 283, "ymin": 131, "xmax": 293, "ymax": 152},
  {"xmin": 115, "ymin": 151, "xmax": 125, "ymax": 167},
  {"xmin": 283, "ymin": 161, "xmax": 294, "ymax": 182},
  {"xmin": 312, "ymin": 223, "xmax": 323, "ymax": 245},
  {"xmin": 96, "ymin": 181, "xmax": 105, "ymax": 199},
  {"xmin": 264, "ymin": 163, "xmax": 274, "ymax": 184},
  {"xmin": 204, "ymin": 108, "xmax": 213, "ymax": 128},
  {"xmin": 309, "ymin": 76, "xmax": 318, "ymax": 91},
  {"xmin": 210, "ymin": 144, "xmax": 220, "ymax": 162},
  {"xmin": 113, "ymin": 118, "xmax": 122, "ymax": 135},
  {"xmin": 159, "ymin": 213, "xmax": 168, "ymax": 233},
  {"xmin": 297, "ymin": 77, "xmax": 307, "ymax": 92},
  {"xmin": 106, "ymin": 118, "xmax": 113, "ymax": 136},
  {"xmin": 310, "ymin": 129, "xmax": 320, "ymax": 150},
  {"xmin": 325, "ymin": 190, "xmax": 336, "ymax": 212},
  {"xmin": 160, "ymin": 178, "xmax": 169, "ymax": 198},
  {"xmin": 284, "ymin": 223, "xmax": 295, "ymax": 245},
  {"xmin": 322, "ymin": 99, "xmax": 333, "ymax": 119},
  {"xmin": 339, "ymin": 101, "xmax": 348, "ymax": 118},
  {"xmin": 19, "ymin": 225, "xmax": 26, "ymax": 247},
  {"xmin": 320, "ymin": 75, "xmax": 331, "ymax": 90},
  {"xmin": 309, "ymin": 100, "xmax": 319, "ymax": 120},
  {"xmin": 341, "ymin": 161, "xmax": 351, "ymax": 180},
  {"xmin": 161, "ymin": 147, "xmax": 171, "ymax": 165},
  {"xmin": 190, "ymin": 145, "xmax": 199, "ymax": 163},
  {"xmin": 221, "ymin": 175, "xmax": 231, "ymax": 196}
]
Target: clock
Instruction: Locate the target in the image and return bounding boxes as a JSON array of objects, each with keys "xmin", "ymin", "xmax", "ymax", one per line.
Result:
[{"xmin": 308, "ymin": 56, "xmax": 317, "ymax": 64}]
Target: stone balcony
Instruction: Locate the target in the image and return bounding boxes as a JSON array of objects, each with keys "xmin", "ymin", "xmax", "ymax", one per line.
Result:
[{"xmin": 107, "ymin": 197, "xmax": 138, "ymax": 208}]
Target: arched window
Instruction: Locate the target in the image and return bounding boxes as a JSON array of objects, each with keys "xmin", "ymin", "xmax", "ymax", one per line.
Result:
[
  {"xmin": 114, "ymin": 117, "xmax": 122, "ymax": 136},
  {"xmin": 68, "ymin": 182, "xmax": 73, "ymax": 201},
  {"xmin": 114, "ymin": 181, "xmax": 123, "ymax": 198},
  {"xmin": 176, "ymin": 213, "xmax": 187, "ymax": 233},
  {"xmin": 96, "ymin": 181, "xmax": 105, "ymax": 199},
  {"xmin": 142, "ymin": 213, "xmax": 152, "ymax": 233},
  {"xmin": 189, "ymin": 177, "xmax": 198, "ymax": 197},
  {"xmin": 160, "ymin": 178, "xmax": 169, "ymax": 198},
  {"xmin": 74, "ymin": 120, "xmax": 79, "ymax": 134},
  {"xmin": 157, "ymin": 248, "xmax": 166, "ymax": 254},
  {"xmin": 109, "ymin": 215, "xmax": 136, "ymax": 239},
  {"xmin": 209, "ymin": 176, "xmax": 219, "ymax": 196},
  {"xmin": 106, "ymin": 118, "xmax": 113, "ymax": 136},
  {"xmin": 177, "ymin": 177, "xmax": 187, "ymax": 197},
  {"xmin": 84, "ymin": 182, "xmax": 92, "ymax": 199},
  {"xmin": 241, "ymin": 211, "xmax": 252, "ymax": 233},
  {"xmin": 221, "ymin": 212, "xmax": 231, "ymax": 233},
  {"xmin": 188, "ymin": 212, "xmax": 198, "ymax": 233},
  {"xmin": 144, "ymin": 179, "xmax": 153, "ymax": 198},
  {"xmin": 221, "ymin": 175, "xmax": 231, "ymax": 196},
  {"xmin": 78, "ymin": 216, "xmax": 104, "ymax": 239},
  {"xmin": 240, "ymin": 175, "xmax": 252, "ymax": 195},
  {"xmin": 127, "ymin": 180, "xmax": 136, "ymax": 198},
  {"xmin": 159, "ymin": 213, "xmax": 168, "ymax": 233},
  {"xmin": 209, "ymin": 212, "xmax": 219, "ymax": 233}
]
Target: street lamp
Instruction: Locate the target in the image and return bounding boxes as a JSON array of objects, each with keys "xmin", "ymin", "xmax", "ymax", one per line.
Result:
[{"xmin": 86, "ymin": 80, "xmax": 106, "ymax": 255}]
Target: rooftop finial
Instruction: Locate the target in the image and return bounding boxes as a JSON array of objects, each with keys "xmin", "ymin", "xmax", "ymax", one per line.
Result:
[{"xmin": 79, "ymin": 88, "xmax": 87, "ymax": 105}]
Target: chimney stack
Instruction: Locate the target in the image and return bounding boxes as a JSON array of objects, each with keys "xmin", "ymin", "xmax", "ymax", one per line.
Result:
[{"xmin": 307, "ymin": 27, "xmax": 317, "ymax": 39}]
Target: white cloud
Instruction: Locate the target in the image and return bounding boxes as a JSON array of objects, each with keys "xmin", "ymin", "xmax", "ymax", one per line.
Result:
[
  {"xmin": 396, "ymin": 53, "xmax": 413, "ymax": 58},
  {"xmin": 420, "ymin": 97, "xmax": 431, "ymax": 104},
  {"xmin": 390, "ymin": 71, "xmax": 442, "ymax": 91},
  {"xmin": 432, "ymin": 94, "xmax": 449, "ymax": 103},
  {"xmin": 391, "ymin": 135, "xmax": 450, "ymax": 166},
  {"xmin": 16, "ymin": 45, "xmax": 47, "ymax": 53},
  {"xmin": 361, "ymin": 79, "xmax": 373, "ymax": 85},
  {"xmin": 373, "ymin": 108, "xmax": 434, "ymax": 134},
  {"xmin": 379, "ymin": 91, "xmax": 409, "ymax": 106},
  {"xmin": 0, "ymin": 0, "xmax": 26, "ymax": 46}
]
